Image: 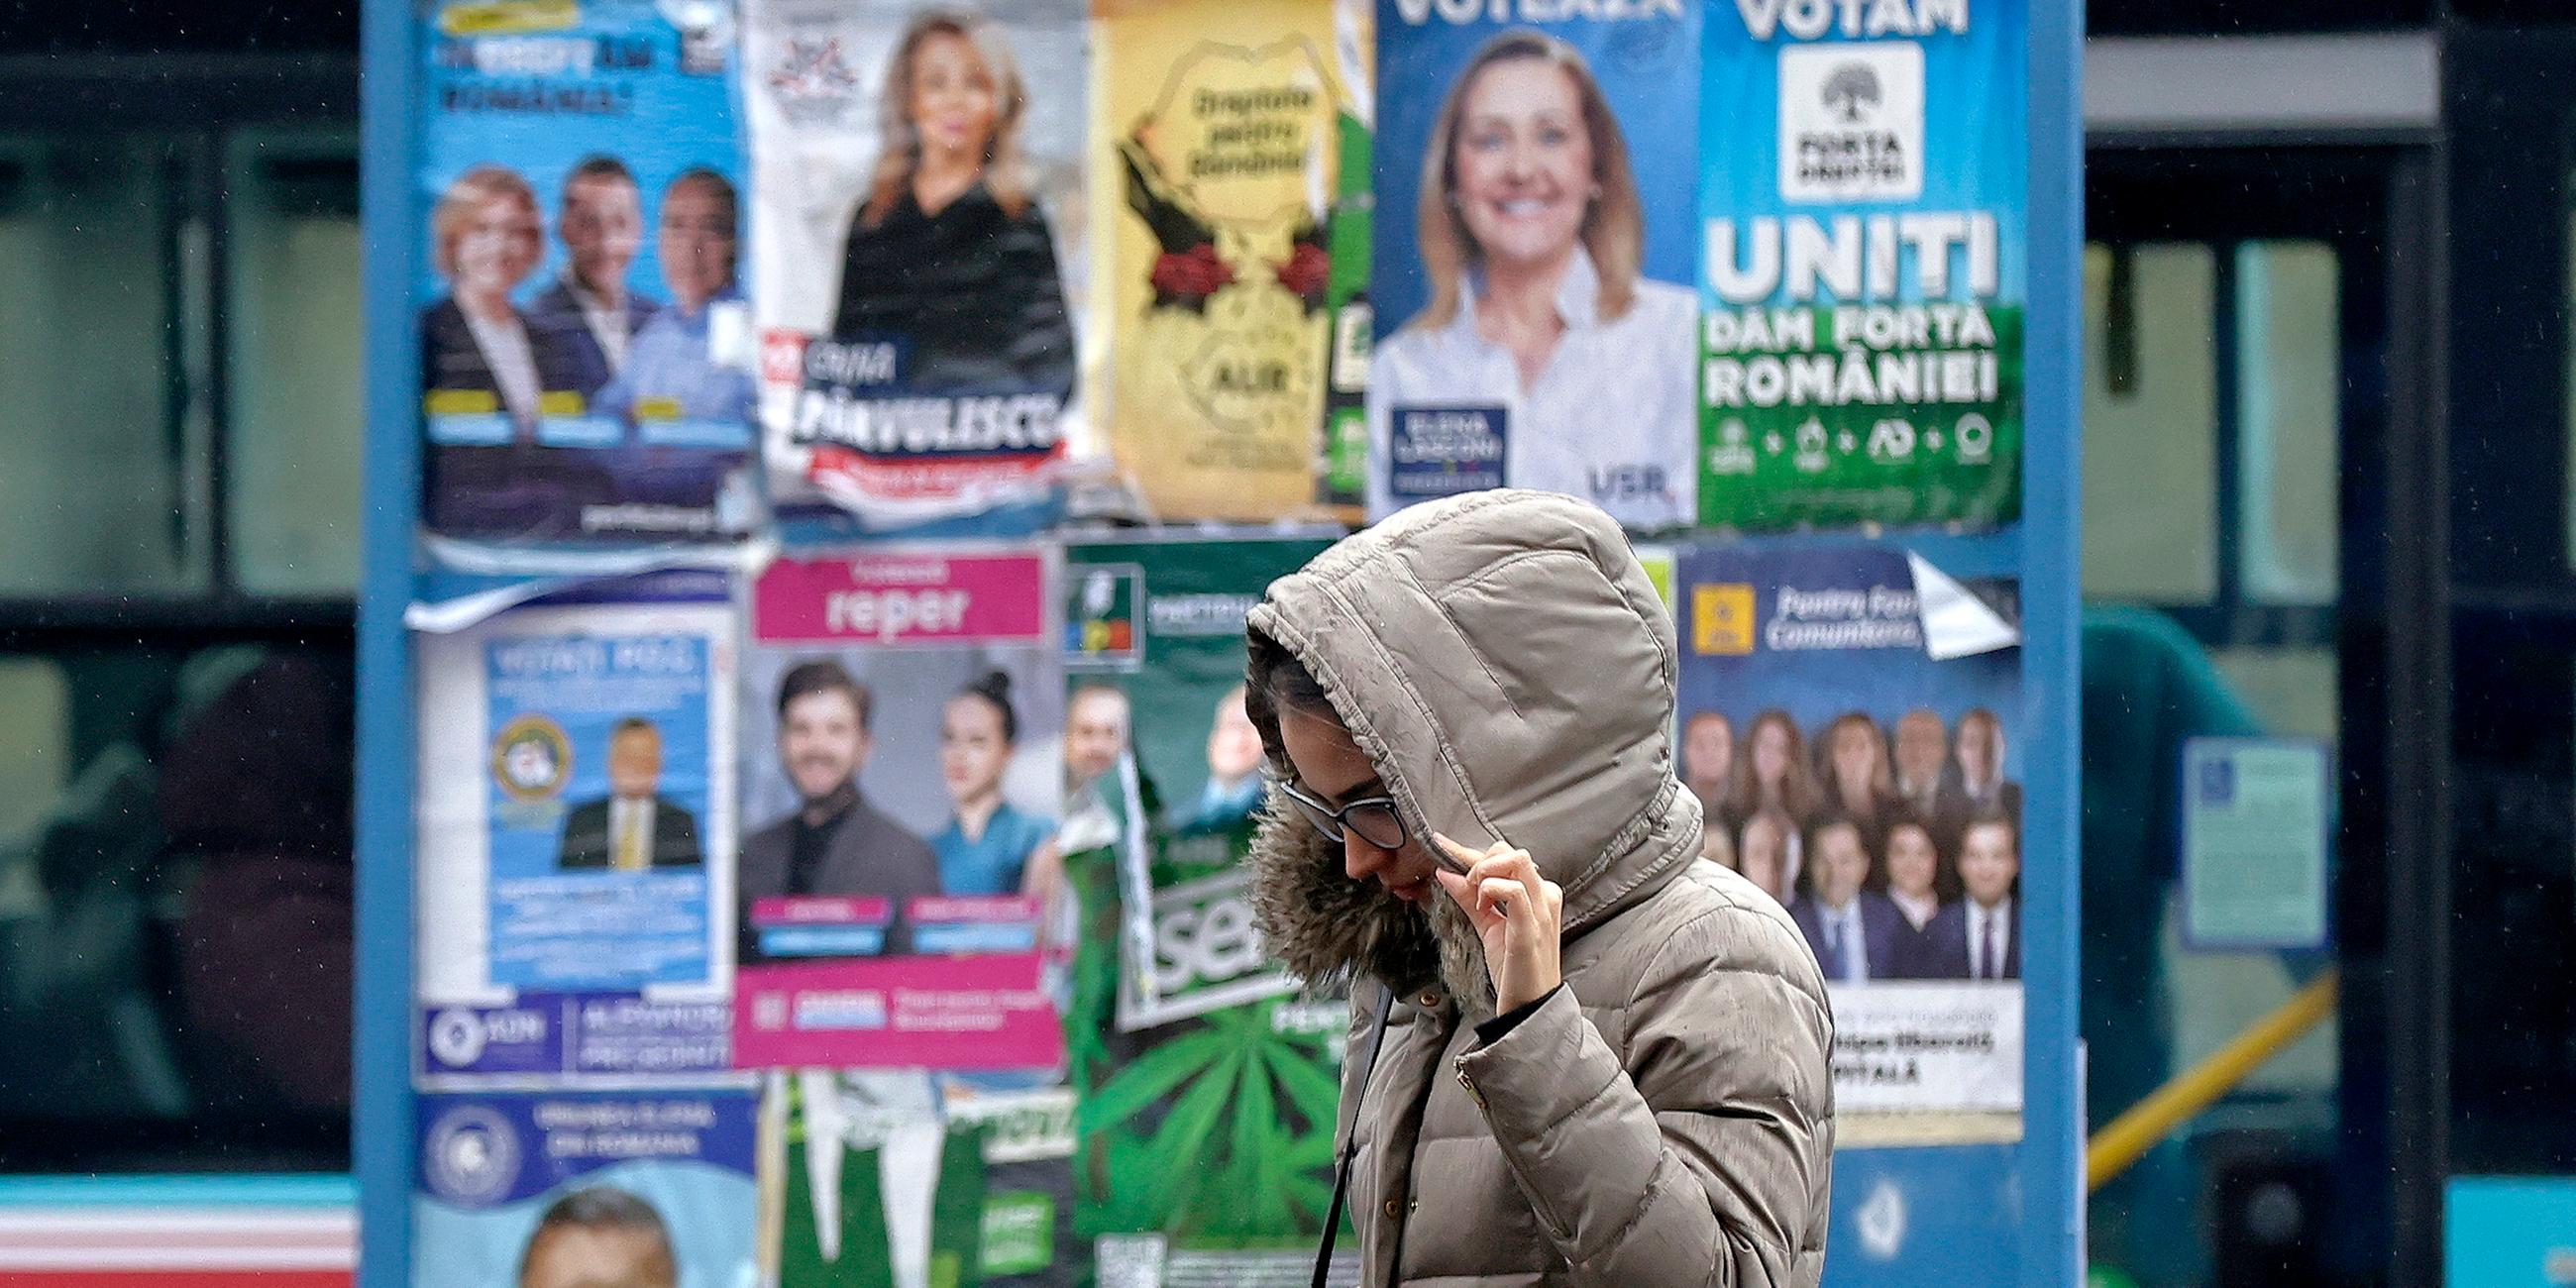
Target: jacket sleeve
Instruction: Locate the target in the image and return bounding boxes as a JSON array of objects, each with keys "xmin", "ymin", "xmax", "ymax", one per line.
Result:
[{"xmin": 1450, "ymin": 906, "xmax": 1832, "ymax": 1287}]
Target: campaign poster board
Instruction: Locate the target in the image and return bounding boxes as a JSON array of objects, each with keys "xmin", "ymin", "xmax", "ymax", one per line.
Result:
[
  {"xmin": 744, "ymin": 0, "xmax": 1091, "ymax": 539},
  {"xmin": 414, "ymin": 1088, "xmax": 758, "ymax": 1288},
  {"xmin": 416, "ymin": 0, "xmax": 758, "ymax": 549},
  {"xmin": 1059, "ymin": 535, "xmax": 1353, "ymax": 1269},
  {"xmin": 1677, "ymin": 540, "xmax": 2027, "ymax": 1144},
  {"xmin": 415, "ymin": 571, "xmax": 737, "ymax": 1080},
  {"xmin": 1093, "ymin": 0, "xmax": 1356, "ymax": 522},
  {"xmin": 1698, "ymin": 0, "xmax": 2027, "ymax": 529},
  {"xmin": 733, "ymin": 548, "xmax": 1067, "ymax": 1071},
  {"xmin": 1368, "ymin": 0, "xmax": 1702, "ymax": 529}
]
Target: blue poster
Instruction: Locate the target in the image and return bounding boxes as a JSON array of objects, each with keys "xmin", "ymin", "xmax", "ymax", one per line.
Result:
[
  {"xmin": 415, "ymin": 1089, "xmax": 759, "ymax": 1288},
  {"xmin": 418, "ymin": 0, "xmax": 757, "ymax": 547},
  {"xmin": 1677, "ymin": 540, "xmax": 2027, "ymax": 1129},
  {"xmin": 1698, "ymin": 0, "xmax": 2027, "ymax": 528},
  {"xmin": 486, "ymin": 630, "xmax": 714, "ymax": 989},
  {"xmin": 417, "ymin": 580, "xmax": 739, "ymax": 1080},
  {"xmin": 1368, "ymin": 0, "xmax": 1702, "ymax": 529}
]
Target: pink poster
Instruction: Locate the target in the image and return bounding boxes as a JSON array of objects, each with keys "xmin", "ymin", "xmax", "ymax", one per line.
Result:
[{"xmin": 736, "ymin": 546, "xmax": 1066, "ymax": 1070}]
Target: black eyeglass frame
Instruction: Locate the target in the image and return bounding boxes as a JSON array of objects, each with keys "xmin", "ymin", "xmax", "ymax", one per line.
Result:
[{"xmin": 1273, "ymin": 775, "xmax": 1411, "ymax": 851}]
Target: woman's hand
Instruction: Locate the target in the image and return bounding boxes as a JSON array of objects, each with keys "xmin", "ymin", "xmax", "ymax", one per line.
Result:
[{"xmin": 1432, "ymin": 832, "xmax": 1563, "ymax": 1013}]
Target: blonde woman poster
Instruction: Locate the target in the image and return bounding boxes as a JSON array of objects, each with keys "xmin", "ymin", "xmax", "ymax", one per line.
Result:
[
  {"xmin": 1370, "ymin": 9, "xmax": 1701, "ymax": 530},
  {"xmin": 745, "ymin": 0, "xmax": 1089, "ymax": 538}
]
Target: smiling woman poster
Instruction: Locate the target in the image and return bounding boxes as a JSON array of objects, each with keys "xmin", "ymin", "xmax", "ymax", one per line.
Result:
[{"xmin": 1368, "ymin": 2, "xmax": 1701, "ymax": 530}]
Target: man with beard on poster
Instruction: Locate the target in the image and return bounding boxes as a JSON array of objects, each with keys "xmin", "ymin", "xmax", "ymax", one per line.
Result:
[{"xmin": 739, "ymin": 660, "xmax": 942, "ymax": 960}]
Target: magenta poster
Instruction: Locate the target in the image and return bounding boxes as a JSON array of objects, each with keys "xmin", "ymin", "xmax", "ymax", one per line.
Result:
[{"xmin": 735, "ymin": 548, "xmax": 1068, "ymax": 1071}]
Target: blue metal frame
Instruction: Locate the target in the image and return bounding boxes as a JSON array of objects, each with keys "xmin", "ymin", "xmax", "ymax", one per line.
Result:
[
  {"xmin": 2022, "ymin": 0, "xmax": 2086, "ymax": 1280},
  {"xmin": 355, "ymin": 0, "xmax": 419, "ymax": 1281}
]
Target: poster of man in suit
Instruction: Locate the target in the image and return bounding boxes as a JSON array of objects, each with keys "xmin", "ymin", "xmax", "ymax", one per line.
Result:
[{"xmin": 558, "ymin": 717, "xmax": 705, "ymax": 871}]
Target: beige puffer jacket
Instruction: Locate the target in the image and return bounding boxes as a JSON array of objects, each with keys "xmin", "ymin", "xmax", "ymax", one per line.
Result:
[{"xmin": 1243, "ymin": 489, "xmax": 1834, "ymax": 1287}]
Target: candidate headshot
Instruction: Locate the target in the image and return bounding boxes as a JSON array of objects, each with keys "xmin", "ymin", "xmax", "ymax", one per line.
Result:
[
  {"xmin": 557, "ymin": 716, "xmax": 704, "ymax": 871},
  {"xmin": 1370, "ymin": 30, "xmax": 1698, "ymax": 527},
  {"xmin": 517, "ymin": 1186, "xmax": 676, "ymax": 1288},
  {"xmin": 594, "ymin": 168, "xmax": 752, "ymax": 429},
  {"xmin": 827, "ymin": 6, "xmax": 1075, "ymax": 395},
  {"xmin": 737, "ymin": 660, "xmax": 942, "ymax": 958},
  {"xmin": 1891, "ymin": 707, "xmax": 1951, "ymax": 813},
  {"xmin": 931, "ymin": 670, "xmax": 1058, "ymax": 897},
  {"xmin": 1178, "ymin": 685, "xmax": 1266, "ymax": 833},
  {"xmin": 1680, "ymin": 710, "xmax": 1734, "ymax": 821},
  {"xmin": 1063, "ymin": 684, "xmax": 1131, "ymax": 795},
  {"xmin": 528, "ymin": 155, "xmax": 660, "ymax": 397},
  {"xmin": 1903, "ymin": 807, "xmax": 2022, "ymax": 982},
  {"xmin": 421, "ymin": 164, "xmax": 582, "ymax": 433}
]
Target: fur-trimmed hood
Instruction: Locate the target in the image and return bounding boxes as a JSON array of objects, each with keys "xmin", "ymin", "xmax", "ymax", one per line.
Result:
[{"xmin": 1243, "ymin": 490, "xmax": 1702, "ymax": 1019}]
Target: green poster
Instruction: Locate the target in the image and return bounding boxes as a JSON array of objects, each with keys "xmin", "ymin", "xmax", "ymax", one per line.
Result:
[
  {"xmin": 1060, "ymin": 535, "xmax": 1352, "ymax": 1270},
  {"xmin": 1698, "ymin": 1, "xmax": 2030, "ymax": 529}
]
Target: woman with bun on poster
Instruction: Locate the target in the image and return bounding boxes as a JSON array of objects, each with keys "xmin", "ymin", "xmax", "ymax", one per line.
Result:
[{"xmin": 931, "ymin": 671, "xmax": 1060, "ymax": 901}]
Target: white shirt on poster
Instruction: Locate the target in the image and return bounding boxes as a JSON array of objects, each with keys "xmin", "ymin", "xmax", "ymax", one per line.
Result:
[
  {"xmin": 1368, "ymin": 248, "xmax": 1698, "ymax": 529},
  {"xmin": 463, "ymin": 308, "xmax": 543, "ymax": 427},
  {"xmin": 1968, "ymin": 896, "xmax": 2015, "ymax": 980}
]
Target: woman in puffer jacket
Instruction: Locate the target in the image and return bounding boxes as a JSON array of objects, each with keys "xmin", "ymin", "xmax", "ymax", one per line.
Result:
[{"xmin": 1244, "ymin": 489, "xmax": 1834, "ymax": 1287}]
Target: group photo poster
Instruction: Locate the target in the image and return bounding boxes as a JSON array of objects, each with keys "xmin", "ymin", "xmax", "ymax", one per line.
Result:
[
  {"xmin": 415, "ymin": 1088, "xmax": 758, "ymax": 1288},
  {"xmin": 417, "ymin": 0, "xmax": 759, "ymax": 548},
  {"xmin": 734, "ymin": 547, "xmax": 1068, "ymax": 1072},
  {"xmin": 1676, "ymin": 540, "xmax": 2027, "ymax": 1142},
  {"xmin": 415, "ymin": 571, "xmax": 737, "ymax": 1081},
  {"xmin": 1093, "ymin": 0, "xmax": 1359, "ymax": 523},
  {"xmin": 1697, "ymin": 0, "xmax": 2027, "ymax": 529},
  {"xmin": 1367, "ymin": 0, "xmax": 1702, "ymax": 530},
  {"xmin": 1059, "ymin": 535, "xmax": 1353, "ymax": 1268},
  {"xmin": 760, "ymin": 1069, "xmax": 1081, "ymax": 1287},
  {"xmin": 745, "ymin": 0, "xmax": 1090, "ymax": 539}
]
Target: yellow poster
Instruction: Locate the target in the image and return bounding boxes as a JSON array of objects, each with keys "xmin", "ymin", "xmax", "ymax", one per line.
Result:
[{"xmin": 1093, "ymin": 0, "xmax": 1347, "ymax": 521}]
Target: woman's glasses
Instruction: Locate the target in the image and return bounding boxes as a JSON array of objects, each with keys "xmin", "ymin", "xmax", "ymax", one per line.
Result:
[{"xmin": 1274, "ymin": 776, "xmax": 1410, "ymax": 851}]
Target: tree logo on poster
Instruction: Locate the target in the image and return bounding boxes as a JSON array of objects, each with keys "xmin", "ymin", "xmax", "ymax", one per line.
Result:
[
  {"xmin": 1778, "ymin": 43, "xmax": 1922, "ymax": 202},
  {"xmin": 491, "ymin": 713, "xmax": 573, "ymax": 804},
  {"xmin": 423, "ymin": 1103, "xmax": 522, "ymax": 1207}
]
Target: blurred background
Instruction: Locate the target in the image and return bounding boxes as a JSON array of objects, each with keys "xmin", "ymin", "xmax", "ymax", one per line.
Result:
[{"xmin": 0, "ymin": 0, "xmax": 2571, "ymax": 1284}]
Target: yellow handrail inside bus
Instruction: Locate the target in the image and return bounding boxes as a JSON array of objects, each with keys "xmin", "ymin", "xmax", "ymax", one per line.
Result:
[{"xmin": 2085, "ymin": 967, "xmax": 2341, "ymax": 1193}]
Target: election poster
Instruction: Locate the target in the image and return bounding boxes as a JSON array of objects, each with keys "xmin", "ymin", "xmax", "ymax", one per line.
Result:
[
  {"xmin": 1059, "ymin": 535, "xmax": 1354, "ymax": 1273},
  {"xmin": 734, "ymin": 548, "xmax": 1067, "ymax": 1072},
  {"xmin": 1698, "ymin": 0, "xmax": 2026, "ymax": 529},
  {"xmin": 744, "ymin": 0, "xmax": 1091, "ymax": 539},
  {"xmin": 759, "ymin": 1071, "xmax": 1081, "ymax": 1287},
  {"xmin": 416, "ymin": 571, "xmax": 736, "ymax": 1081},
  {"xmin": 1368, "ymin": 0, "xmax": 1702, "ymax": 530},
  {"xmin": 417, "ymin": 0, "xmax": 759, "ymax": 549},
  {"xmin": 415, "ymin": 1088, "xmax": 758, "ymax": 1288},
  {"xmin": 1676, "ymin": 540, "xmax": 2026, "ymax": 1144},
  {"xmin": 1093, "ymin": 0, "xmax": 1358, "ymax": 522}
]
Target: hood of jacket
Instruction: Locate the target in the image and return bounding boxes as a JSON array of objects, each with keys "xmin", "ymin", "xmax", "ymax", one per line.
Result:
[{"xmin": 1243, "ymin": 490, "xmax": 1702, "ymax": 1018}]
